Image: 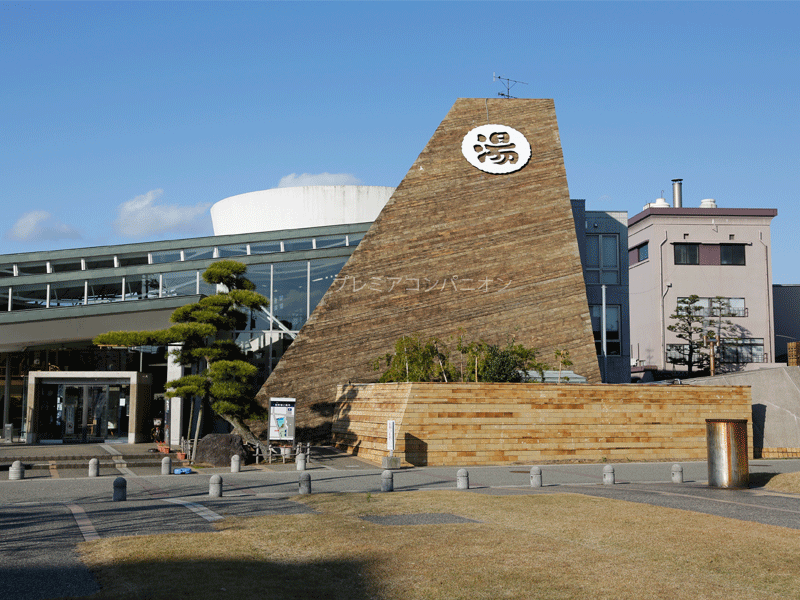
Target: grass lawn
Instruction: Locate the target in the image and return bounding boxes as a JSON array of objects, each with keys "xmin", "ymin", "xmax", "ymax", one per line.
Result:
[{"xmin": 73, "ymin": 473, "xmax": 800, "ymax": 600}]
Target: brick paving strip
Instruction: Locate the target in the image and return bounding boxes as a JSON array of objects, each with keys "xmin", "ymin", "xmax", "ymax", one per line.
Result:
[
  {"xmin": 163, "ymin": 498, "xmax": 224, "ymax": 522},
  {"xmin": 65, "ymin": 503, "xmax": 100, "ymax": 541},
  {"xmin": 100, "ymin": 443, "xmax": 135, "ymax": 476}
]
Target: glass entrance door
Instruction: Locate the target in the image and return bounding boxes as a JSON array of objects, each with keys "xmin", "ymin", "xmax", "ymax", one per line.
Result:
[
  {"xmin": 86, "ymin": 385, "xmax": 108, "ymax": 440},
  {"xmin": 37, "ymin": 384, "xmax": 64, "ymax": 441},
  {"xmin": 62, "ymin": 385, "xmax": 81, "ymax": 440},
  {"xmin": 39, "ymin": 382, "xmax": 116, "ymax": 443}
]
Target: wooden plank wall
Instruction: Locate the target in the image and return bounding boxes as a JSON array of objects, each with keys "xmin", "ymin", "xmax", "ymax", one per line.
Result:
[
  {"xmin": 256, "ymin": 99, "xmax": 600, "ymax": 437},
  {"xmin": 789, "ymin": 341, "xmax": 799, "ymax": 367},
  {"xmin": 331, "ymin": 383, "xmax": 753, "ymax": 466}
]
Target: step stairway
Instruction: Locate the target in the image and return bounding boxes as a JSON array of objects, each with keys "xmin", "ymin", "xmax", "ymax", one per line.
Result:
[{"xmin": 1, "ymin": 451, "xmax": 191, "ymax": 471}]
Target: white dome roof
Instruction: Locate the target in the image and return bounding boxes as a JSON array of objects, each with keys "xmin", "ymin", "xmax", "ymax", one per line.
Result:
[{"xmin": 210, "ymin": 185, "xmax": 396, "ymax": 236}]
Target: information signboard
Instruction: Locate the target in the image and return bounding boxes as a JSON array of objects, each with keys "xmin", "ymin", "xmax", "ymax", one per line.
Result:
[
  {"xmin": 269, "ymin": 398, "xmax": 296, "ymax": 441},
  {"xmin": 387, "ymin": 420, "xmax": 395, "ymax": 455}
]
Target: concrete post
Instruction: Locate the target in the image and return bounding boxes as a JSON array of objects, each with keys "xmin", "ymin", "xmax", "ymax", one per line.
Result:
[
  {"xmin": 88, "ymin": 458, "xmax": 99, "ymax": 478},
  {"xmin": 305, "ymin": 442, "xmax": 312, "ymax": 463},
  {"xmin": 113, "ymin": 477, "xmax": 127, "ymax": 501},
  {"xmin": 299, "ymin": 472, "xmax": 311, "ymax": 495},
  {"xmin": 381, "ymin": 470, "xmax": 394, "ymax": 492},
  {"xmin": 231, "ymin": 455, "xmax": 241, "ymax": 473},
  {"xmin": 530, "ymin": 466, "xmax": 542, "ymax": 488},
  {"xmin": 209, "ymin": 474, "xmax": 222, "ymax": 497},
  {"xmin": 3, "ymin": 355, "xmax": 11, "ymax": 439},
  {"xmin": 671, "ymin": 464, "xmax": 684, "ymax": 483},
  {"xmin": 296, "ymin": 452, "xmax": 306, "ymax": 471},
  {"xmin": 9, "ymin": 460, "xmax": 24, "ymax": 480},
  {"xmin": 602, "ymin": 464, "xmax": 615, "ymax": 485},
  {"xmin": 457, "ymin": 468, "xmax": 469, "ymax": 490},
  {"xmin": 161, "ymin": 456, "xmax": 172, "ymax": 475}
]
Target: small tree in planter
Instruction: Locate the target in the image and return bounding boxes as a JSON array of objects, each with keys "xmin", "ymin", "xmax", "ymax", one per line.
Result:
[
  {"xmin": 374, "ymin": 333, "xmax": 548, "ymax": 383},
  {"xmin": 554, "ymin": 349, "xmax": 573, "ymax": 383}
]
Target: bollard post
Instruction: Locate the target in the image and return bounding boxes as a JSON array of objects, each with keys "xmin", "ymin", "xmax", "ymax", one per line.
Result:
[
  {"xmin": 457, "ymin": 468, "xmax": 469, "ymax": 490},
  {"xmin": 231, "ymin": 455, "xmax": 241, "ymax": 473},
  {"xmin": 209, "ymin": 474, "xmax": 223, "ymax": 497},
  {"xmin": 161, "ymin": 456, "xmax": 172, "ymax": 476},
  {"xmin": 89, "ymin": 458, "xmax": 100, "ymax": 478},
  {"xmin": 113, "ymin": 477, "xmax": 127, "ymax": 501},
  {"xmin": 296, "ymin": 452, "xmax": 306, "ymax": 471},
  {"xmin": 381, "ymin": 469, "xmax": 394, "ymax": 492},
  {"xmin": 305, "ymin": 442, "xmax": 312, "ymax": 463},
  {"xmin": 299, "ymin": 472, "xmax": 311, "ymax": 495},
  {"xmin": 9, "ymin": 460, "xmax": 24, "ymax": 480},
  {"xmin": 706, "ymin": 419, "xmax": 749, "ymax": 488},
  {"xmin": 602, "ymin": 464, "xmax": 615, "ymax": 485},
  {"xmin": 671, "ymin": 464, "xmax": 684, "ymax": 484},
  {"xmin": 530, "ymin": 466, "xmax": 542, "ymax": 488}
]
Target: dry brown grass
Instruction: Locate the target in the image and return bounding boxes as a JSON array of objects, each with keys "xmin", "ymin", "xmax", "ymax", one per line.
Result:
[
  {"xmin": 763, "ymin": 471, "xmax": 800, "ymax": 494},
  {"xmin": 75, "ymin": 491, "xmax": 800, "ymax": 600}
]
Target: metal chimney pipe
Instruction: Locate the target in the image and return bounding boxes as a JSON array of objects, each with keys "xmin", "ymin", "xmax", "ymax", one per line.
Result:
[{"xmin": 672, "ymin": 179, "xmax": 683, "ymax": 208}]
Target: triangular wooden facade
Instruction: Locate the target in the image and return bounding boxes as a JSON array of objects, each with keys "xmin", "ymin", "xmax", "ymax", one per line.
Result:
[{"xmin": 255, "ymin": 99, "xmax": 601, "ymax": 435}]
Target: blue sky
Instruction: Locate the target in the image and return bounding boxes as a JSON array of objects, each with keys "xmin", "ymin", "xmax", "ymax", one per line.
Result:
[{"xmin": 1, "ymin": 2, "xmax": 797, "ymax": 283}]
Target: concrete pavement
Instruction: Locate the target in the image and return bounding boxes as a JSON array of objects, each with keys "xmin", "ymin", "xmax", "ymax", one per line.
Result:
[{"xmin": 2, "ymin": 446, "xmax": 800, "ymax": 600}]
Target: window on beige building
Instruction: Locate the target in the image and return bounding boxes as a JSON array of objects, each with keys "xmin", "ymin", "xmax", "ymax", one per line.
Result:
[{"xmin": 674, "ymin": 243, "xmax": 699, "ymax": 265}]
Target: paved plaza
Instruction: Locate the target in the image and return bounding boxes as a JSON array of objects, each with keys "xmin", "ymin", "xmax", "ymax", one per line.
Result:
[{"xmin": 2, "ymin": 444, "xmax": 800, "ymax": 600}]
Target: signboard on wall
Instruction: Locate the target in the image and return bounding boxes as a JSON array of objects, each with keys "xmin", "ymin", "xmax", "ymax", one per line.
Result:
[
  {"xmin": 387, "ymin": 420, "xmax": 395, "ymax": 455},
  {"xmin": 461, "ymin": 124, "xmax": 531, "ymax": 174},
  {"xmin": 269, "ymin": 398, "xmax": 296, "ymax": 441}
]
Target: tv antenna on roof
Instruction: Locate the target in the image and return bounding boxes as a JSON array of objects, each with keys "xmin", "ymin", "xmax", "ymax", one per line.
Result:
[{"xmin": 493, "ymin": 73, "xmax": 527, "ymax": 99}]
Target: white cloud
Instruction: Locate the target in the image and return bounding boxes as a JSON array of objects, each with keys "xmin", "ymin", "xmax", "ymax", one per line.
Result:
[
  {"xmin": 113, "ymin": 189, "xmax": 211, "ymax": 237},
  {"xmin": 6, "ymin": 211, "xmax": 82, "ymax": 242},
  {"xmin": 278, "ymin": 172, "xmax": 362, "ymax": 188}
]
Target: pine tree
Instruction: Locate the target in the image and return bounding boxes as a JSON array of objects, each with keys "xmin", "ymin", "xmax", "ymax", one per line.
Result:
[
  {"xmin": 667, "ymin": 295, "xmax": 711, "ymax": 376},
  {"xmin": 93, "ymin": 260, "xmax": 267, "ymax": 448}
]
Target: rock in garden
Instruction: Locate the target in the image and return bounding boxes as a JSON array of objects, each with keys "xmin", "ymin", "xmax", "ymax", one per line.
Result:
[{"xmin": 194, "ymin": 434, "xmax": 246, "ymax": 467}]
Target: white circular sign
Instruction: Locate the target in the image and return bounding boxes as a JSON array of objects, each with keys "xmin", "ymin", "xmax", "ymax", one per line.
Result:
[{"xmin": 461, "ymin": 124, "xmax": 531, "ymax": 174}]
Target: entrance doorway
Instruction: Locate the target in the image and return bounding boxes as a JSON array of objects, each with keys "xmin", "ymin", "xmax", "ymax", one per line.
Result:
[{"xmin": 37, "ymin": 382, "xmax": 131, "ymax": 443}]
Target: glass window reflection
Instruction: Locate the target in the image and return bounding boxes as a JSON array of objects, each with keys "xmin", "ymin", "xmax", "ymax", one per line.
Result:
[{"xmin": 272, "ymin": 260, "xmax": 307, "ymax": 330}]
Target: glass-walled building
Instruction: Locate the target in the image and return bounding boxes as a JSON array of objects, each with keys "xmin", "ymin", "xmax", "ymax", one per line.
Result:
[{"xmin": 0, "ymin": 222, "xmax": 369, "ymax": 444}]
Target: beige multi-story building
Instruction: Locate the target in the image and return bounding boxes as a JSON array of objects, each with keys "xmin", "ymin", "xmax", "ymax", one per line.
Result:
[{"xmin": 628, "ymin": 179, "xmax": 778, "ymax": 375}]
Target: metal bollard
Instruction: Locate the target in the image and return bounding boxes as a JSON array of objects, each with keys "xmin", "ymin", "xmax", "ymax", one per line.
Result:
[
  {"xmin": 602, "ymin": 464, "xmax": 615, "ymax": 485},
  {"xmin": 671, "ymin": 464, "xmax": 684, "ymax": 484},
  {"xmin": 231, "ymin": 455, "xmax": 241, "ymax": 473},
  {"xmin": 9, "ymin": 460, "xmax": 24, "ymax": 480},
  {"xmin": 113, "ymin": 477, "xmax": 127, "ymax": 501},
  {"xmin": 89, "ymin": 458, "xmax": 100, "ymax": 478},
  {"xmin": 305, "ymin": 442, "xmax": 312, "ymax": 463},
  {"xmin": 381, "ymin": 469, "xmax": 394, "ymax": 492},
  {"xmin": 530, "ymin": 466, "xmax": 542, "ymax": 488},
  {"xmin": 706, "ymin": 419, "xmax": 749, "ymax": 488},
  {"xmin": 457, "ymin": 468, "xmax": 469, "ymax": 490},
  {"xmin": 296, "ymin": 452, "xmax": 306, "ymax": 471},
  {"xmin": 299, "ymin": 472, "xmax": 311, "ymax": 495},
  {"xmin": 209, "ymin": 474, "xmax": 223, "ymax": 497},
  {"xmin": 161, "ymin": 456, "xmax": 172, "ymax": 475}
]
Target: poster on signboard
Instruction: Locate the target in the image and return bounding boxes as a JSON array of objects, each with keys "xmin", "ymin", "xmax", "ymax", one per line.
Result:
[{"xmin": 269, "ymin": 397, "xmax": 296, "ymax": 441}]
